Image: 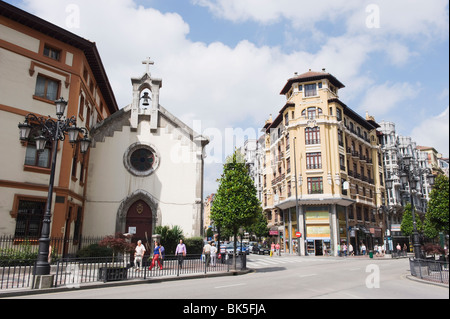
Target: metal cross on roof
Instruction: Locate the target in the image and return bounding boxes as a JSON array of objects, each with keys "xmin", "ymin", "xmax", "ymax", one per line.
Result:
[{"xmin": 142, "ymin": 57, "xmax": 154, "ymax": 75}]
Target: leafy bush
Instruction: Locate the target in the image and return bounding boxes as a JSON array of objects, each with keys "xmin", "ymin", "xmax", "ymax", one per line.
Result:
[
  {"xmin": 423, "ymin": 243, "xmax": 445, "ymax": 256},
  {"xmin": 76, "ymin": 244, "xmax": 113, "ymax": 258},
  {"xmin": 184, "ymin": 237, "xmax": 204, "ymax": 254}
]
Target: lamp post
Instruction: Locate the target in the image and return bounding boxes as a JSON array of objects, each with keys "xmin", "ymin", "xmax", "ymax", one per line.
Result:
[
  {"xmin": 399, "ymin": 155, "xmax": 435, "ymax": 259},
  {"xmin": 18, "ymin": 98, "xmax": 91, "ymax": 276},
  {"xmin": 384, "ymin": 179, "xmax": 393, "ymax": 254}
]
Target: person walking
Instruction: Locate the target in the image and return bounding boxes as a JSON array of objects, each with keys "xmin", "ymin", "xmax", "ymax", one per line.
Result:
[
  {"xmin": 148, "ymin": 242, "xmax": 163, "ymax": 271},
  {"xmin": 175, "ymin": 239, "xmax": 187, "ymax": 269},
  {"xmin": 134, "ymin": 240, "xmax": 146, "ymax": 271},
  {"xmin": 203, "ymin": 241, "xmax": 211, "ymax": 267},
  {"xmin": 361, "ymin": 243, "xmax": 367, "ymax": 255},
  {"xmin": 275, "ymin": 243, "xmax": 281, "ymax": 256},
  {"xmin": 349, "ymin": 243, "xmax": 354, "ymax": 256},
  {"xmin": 159, "ymin": 243, "xmax": 165, "ymax": 267},
  {"xmin": 210, "ymin": 242, "xmax": 217, "ymax": 267}
]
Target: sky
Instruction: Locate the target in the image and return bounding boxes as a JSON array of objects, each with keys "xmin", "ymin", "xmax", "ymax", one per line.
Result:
[{"xmin": 4, "ymin": 0, "xmax": 449, "ymax": 196}]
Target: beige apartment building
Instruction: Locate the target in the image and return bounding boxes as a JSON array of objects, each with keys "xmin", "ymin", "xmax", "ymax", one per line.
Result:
[
  {"xmin": 262, "ymin": 70, "xmax": 385, "ymax": 256},
  {"xmin": 0, "ymin": 2, "xmax": 118, "ymax": 249}
]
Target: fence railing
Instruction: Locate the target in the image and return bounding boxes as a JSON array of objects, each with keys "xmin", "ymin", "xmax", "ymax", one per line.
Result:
[
  {"xmin": 1, "ymin": 253, "xmax": 247, "ymax": 290},
  {"xmin": 409, "ymin": 258, "xmax": 449, "ymax": 285},
  {"xmin": 0, "ymin": 235, "xmax": 105, "ymax": 258}
]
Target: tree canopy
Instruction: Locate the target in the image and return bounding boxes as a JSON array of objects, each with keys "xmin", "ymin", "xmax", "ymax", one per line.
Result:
[
  {"xmin": 210, "ymin": 150, "xmax": 262, "ymax": 268},
  {"xmin": 424, "ymin": 174, "xmax": 449, "ymax": 239}
]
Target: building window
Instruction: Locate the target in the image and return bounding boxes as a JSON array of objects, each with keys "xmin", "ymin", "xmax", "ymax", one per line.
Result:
[
  {"xmin": 338, "ymin": 129, "xmax": 344, "ymax": 147},
  {"xmin": 304, "ymin": 84, "xmax": 317, "ymax": 97},
  {"xmin": 130, "ymin": 148, "xmax": 155, "ymax": 172},
  {"xmin": 124, "ymin": 142, "xmax": 160, "ymax": 177},
  {"xmin": 14, "ymin": 199, "xmax": 46, "ymax": 238},
  {"xmin": 306, "ymin": 152, "xmax": 322, "ymax": 170},
  {"xmin": 43, "ymin": 45, "xmax": 61, "ymax": 61},
  {"xmin": 336, "ymin": 108, "xmax": 342, "ymax": 121},
  {"xmin": 35, "ymin": 74, "xmax": 59, "ymax": 101},
  {"xmin": 307, "ymin": 177, "xmax": 323, "ymax": 194},
  {"xmin": 305, "ymin": 127, "xmax": 320, "ymax": 144}
]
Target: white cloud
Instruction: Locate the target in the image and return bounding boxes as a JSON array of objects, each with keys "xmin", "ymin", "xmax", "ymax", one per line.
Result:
[
  {"xmin": 18, "ymin": 0, "xmax": 448, "ymax": 193},
  {"xmin": 411, "ymin": 107, "xmax": 449, "ymax": 157},
  {"xmin": 194, "ymin": 0, "xmax": 449, "ymax": 39},
  {"xmin": 359, "ymin": 82, "xmax": 421, "ymax": 117}
]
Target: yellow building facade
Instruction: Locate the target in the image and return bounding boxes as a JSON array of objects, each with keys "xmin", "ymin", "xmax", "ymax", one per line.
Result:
[{"xmin": 263, "ymin": 70, "xmax": 385, "ymax": 256}]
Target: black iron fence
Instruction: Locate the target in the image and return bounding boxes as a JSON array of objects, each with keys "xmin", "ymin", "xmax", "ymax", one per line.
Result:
[
  {"xmin": 409, "ymin": 258, "xmax": 449, "ymax": 285},
  {"xmin": 1, "ymin": 253, "xmax": 247, "ymax": 290},
  {"xmin": 0, "ymin": 235, "xmax": 105, "ymax": 259}
]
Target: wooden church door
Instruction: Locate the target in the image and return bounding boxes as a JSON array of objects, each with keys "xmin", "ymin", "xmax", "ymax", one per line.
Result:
[{"xmin": 125, "ymin": 200, "xmax": 152, "ymax": 250}]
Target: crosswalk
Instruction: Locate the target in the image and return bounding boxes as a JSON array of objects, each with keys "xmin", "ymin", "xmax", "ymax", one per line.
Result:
[{"xmin": 246, "ymin": 255, "xmax": 340, "ymax": 269}]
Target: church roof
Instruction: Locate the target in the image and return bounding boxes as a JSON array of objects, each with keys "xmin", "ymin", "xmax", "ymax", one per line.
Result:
[{"xmin": 280, "ymin": 69, "xmax": 345, "ymax": 94}]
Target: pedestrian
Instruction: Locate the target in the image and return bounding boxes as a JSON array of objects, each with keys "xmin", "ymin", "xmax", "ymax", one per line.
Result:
[
  {"xmin": 337, "ymin": 243, "xmax": 341, "ymax": 257},
  {"xmin": 175, "ymin": 239, "xmax": 187, "ymax": 269},
  {"xmin": 403, "ymin": 243, "xmax": 408, "ymax": 254},
  {"xmin": 271, "ymin": 242, "xmax": 275, "ymax": 257},
  {"xmin": 396, "ymin": 243, "xmax": 401, "ymax": 253},
  {"xmin": 203, "ymin": 241, "xmax": 211, "ymax": 267},
  {"xmin": 134, "ymin": 240, "xmax": 146, "ymax": 271},
  {"xmin": 374, "ymin": 244, "xmax": 379, "ymax": 257},
  {"xmin": 377, "ymin": 244, "xmax": 383, "ymax": 257},
  {"xmin": 210, "ymin": 242, "xmax": 217, "ymax": 267},
  {"xmin": 343, "ymin": 243, "xmax": 347, "ymax": 257},
  {"xmin": 349, "ymin": 243, "xmax": 354, "ymax": 256},
  {"xmin": 361, "ymin": 243, "xmax": 366, "ymax": 255},
  {"xmin": 148, "ymin": 242, "xmax": 163, "ymax": 271},
  {"xmin": 275, "ymin": 242, "xmax": 280, "ymax": 256},
  {"xmin": 159, "ymin": 243, "xmax": 165, "ymax": 267}
]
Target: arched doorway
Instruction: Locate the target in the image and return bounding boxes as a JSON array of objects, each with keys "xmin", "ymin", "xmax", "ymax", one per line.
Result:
[{"xmin": 125, "ymin": 200, "xmax": 152, "ymax": 248}]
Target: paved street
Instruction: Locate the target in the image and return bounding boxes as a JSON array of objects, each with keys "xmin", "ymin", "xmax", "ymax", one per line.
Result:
[{"xmin": 3, "ymin": 254, "xmax": 448, "ymax": 300}]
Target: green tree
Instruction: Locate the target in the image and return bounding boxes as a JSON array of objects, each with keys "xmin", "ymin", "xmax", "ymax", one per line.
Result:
[
  {"xmin": 400, "ymin": 203, "xmax": 423, "ymax": 237},
  {"xmin": 247, "ymin": 207, "xmax": 269, "ymax": 241},
  {"xmin": 210, "ymin": 150, "xmax": 261, "ymax": 269},
  {"xmin": 424, "ymin": 174, "xmax": 449, "ymax": 240}
]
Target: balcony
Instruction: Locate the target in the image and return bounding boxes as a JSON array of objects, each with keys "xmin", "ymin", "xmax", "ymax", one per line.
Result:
[{"xmin": 271, "ymin": 173, "xmax": 285, "ymax": 186}]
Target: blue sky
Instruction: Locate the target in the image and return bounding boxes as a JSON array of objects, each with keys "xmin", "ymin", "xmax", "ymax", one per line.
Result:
[{"xmin": 4, "ymin": 0, "xmax": 449, "ymax": 194}]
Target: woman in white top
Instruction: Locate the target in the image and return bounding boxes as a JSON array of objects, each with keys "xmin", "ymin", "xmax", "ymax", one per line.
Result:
[{"xmin": 210, "ymin": 243, "xmax": 217, "ymax": 267}]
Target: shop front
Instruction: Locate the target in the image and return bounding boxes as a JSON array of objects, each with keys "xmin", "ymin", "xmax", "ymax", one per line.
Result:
[{"xmin": 305, "ymin": 208, "xmax": 331, "ymax": 256}]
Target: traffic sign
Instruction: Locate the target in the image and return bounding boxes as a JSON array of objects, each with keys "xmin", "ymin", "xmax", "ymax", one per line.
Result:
[{"xmin": 295, "ymin": 232, "xmax": 302, "ymax": 238}]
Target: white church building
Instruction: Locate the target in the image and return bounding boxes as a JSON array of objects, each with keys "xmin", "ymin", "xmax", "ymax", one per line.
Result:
[{"xmin": 83, "ymin": 60, "xmax": 209, "ymax": 241}]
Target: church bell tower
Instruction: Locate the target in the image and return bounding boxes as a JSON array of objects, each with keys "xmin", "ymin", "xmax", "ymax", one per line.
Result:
[{"xmin": 130, "ymin": 57, "xmax": 162, "ymax": 131}]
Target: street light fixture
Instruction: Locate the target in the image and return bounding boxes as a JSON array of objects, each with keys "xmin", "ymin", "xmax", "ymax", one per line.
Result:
[
  {"xmin": 18, "ymin": 97, "xmax": 91, "ymax": 276},
  {"xmin": 399, "ymin": 155, "xmax": 435, "ymax": 260}
]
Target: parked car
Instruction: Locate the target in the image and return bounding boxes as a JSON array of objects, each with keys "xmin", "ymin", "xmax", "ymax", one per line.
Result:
[
  {"xmin": 253, "ymin": 244, "xmax": 270, "ymax": 255},
  {"xmin": 248, "ymin": 242, "xmax": 258, "ymax": 253},
  {"xmin": 224, "ymin": 243, "xmax": 248, "ymax": 255}
]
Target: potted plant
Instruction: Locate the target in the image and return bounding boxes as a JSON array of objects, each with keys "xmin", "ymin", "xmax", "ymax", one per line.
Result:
[{"xmin": 98, "ymin": 232, "xmax": 134, "ymax": 281}]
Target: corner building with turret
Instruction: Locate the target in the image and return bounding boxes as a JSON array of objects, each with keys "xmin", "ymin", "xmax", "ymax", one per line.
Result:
[{"xmin": 262, "ymin": 70, "xmax": 386, "ymax": 256}]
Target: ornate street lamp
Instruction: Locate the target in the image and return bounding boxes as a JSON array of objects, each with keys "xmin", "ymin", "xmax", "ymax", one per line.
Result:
[
  {"xmin": 18, "ymin": 97, "xmax": 91, "ymax": 276},
  {"xmin": 384, "ymin": 178, "xmax": 393, "ymax": 254},
  {"xmin": 399, "ymin": 155, "xmax": 435, "ymax": 260}
]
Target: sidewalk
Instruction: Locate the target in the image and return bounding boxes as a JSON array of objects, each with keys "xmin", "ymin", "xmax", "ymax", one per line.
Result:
[{"xmin": 0, "ymin": 267, "xmax": 252, "ymax": 298}]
